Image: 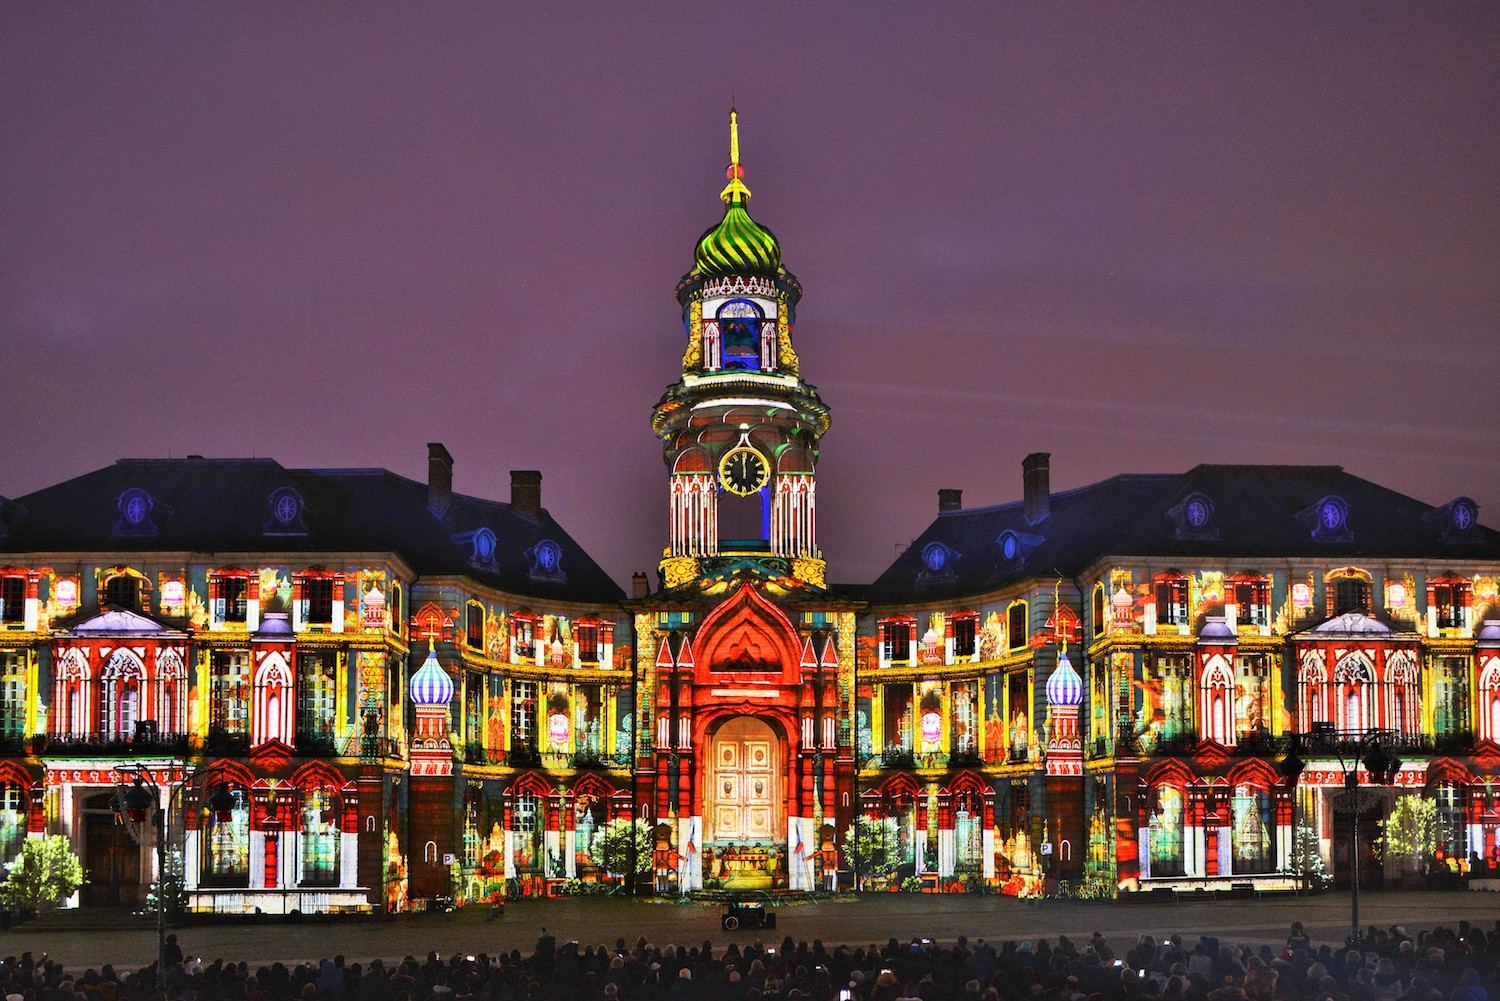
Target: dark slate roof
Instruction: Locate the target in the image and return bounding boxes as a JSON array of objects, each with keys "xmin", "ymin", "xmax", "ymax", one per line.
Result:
[
  {"xmin": 868, "ymin": 464, "xmax": 1500, "ymax": 603},
  {"xmin": 0, "ymin": 458, "xmax": 624, "ymax": 603}
]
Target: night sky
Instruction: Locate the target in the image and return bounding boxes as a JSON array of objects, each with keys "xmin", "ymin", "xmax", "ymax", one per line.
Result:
[{"xmin": 3, "ymin": 5, "xmax": 1496, "ymax": 587}]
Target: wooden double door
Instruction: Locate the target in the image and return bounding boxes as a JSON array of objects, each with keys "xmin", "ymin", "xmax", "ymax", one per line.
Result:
[
  {"xmin": 81, "ymin": 793, "xmax": 143, "ymax": 907},
  {"xmin": 708, "ymin": 717, "xmax": 781, "ymax": 842}
]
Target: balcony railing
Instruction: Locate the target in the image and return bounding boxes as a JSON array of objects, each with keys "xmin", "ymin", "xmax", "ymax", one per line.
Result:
[
  {"xmin": 203, "ymin": 729, "xmax": 251, "ymax": 754},
  {"xmin": 293, "ymin": 731, "xmax": 337, "ymax": 756},
  {"xmin": 40, "ymin": 730, "xmax": 192, "ymax": 756}
]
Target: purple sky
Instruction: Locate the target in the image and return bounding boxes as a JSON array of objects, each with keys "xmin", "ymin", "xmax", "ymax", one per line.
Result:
[{"xmin": 3, "ymin": 5, "xmax": 1497, "ymax": 587}]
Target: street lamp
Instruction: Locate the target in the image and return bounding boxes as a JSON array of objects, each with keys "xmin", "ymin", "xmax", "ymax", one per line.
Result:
[
  {"xmin": 1294, "ymin": 732, "xmax": 1402, "ymax": 945},
  {"xmin": 117, "ymin": 765, "xmax": 236, "ymax": 992}
]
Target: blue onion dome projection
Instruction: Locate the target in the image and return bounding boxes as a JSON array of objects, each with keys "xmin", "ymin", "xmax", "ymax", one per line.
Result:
[
  {"xmin": 1046, "ymin": 649, "xmax": 1084, "ymax": 707},
  {"xmin": 409, "ymin": 644, "xmax": 454, "ymax": 706},
  {"xmin": 693, "ymin": 110, "xmax": 782, "ymax": 279}
]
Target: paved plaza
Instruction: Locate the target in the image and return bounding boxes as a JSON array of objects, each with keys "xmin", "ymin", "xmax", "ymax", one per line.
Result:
[{"xmin": 6, "ymin": 891, "xmax": 1500, "ymax": 971}]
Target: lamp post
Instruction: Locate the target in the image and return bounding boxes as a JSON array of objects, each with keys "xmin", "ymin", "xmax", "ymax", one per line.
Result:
[
  {"xmin": 117, "ymin": 764, "xmax": 236, "ymax": 994},
  {"xmin": 1292, "ymin": 732, "xmax": 1402, "ymax": 946}
]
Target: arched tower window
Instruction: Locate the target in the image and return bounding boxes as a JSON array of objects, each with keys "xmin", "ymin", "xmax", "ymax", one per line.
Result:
[
  {"xmin": 1333, "ymin": 652, "xmax": 1375, "ymax": 733},
  {"xmin": 717, "ymin": 300, "xmax": 764, "ymax": 370},
  {"xmin": 99, "ymin": 649, "xmax": 144, "ymax": 739}
]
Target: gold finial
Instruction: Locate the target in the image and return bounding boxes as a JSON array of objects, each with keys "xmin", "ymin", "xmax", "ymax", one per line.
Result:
[{"xmin": 720, "ymin": 107, "xmax": 751, "ymax": 204}]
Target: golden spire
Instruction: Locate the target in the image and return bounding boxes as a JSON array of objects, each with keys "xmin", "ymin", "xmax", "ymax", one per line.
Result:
[{"xmin": 720, "ymin": 106, "xmax": 751, "ymax": 204}]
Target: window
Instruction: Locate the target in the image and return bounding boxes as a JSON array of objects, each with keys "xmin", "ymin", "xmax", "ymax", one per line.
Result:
[
  {"xmin": 881, "ymin": 618, "xmax": 912, "ymax": 664},
  {"xmin": 464, "ymin": 675, "xmax": 484, "ymax": 749},
  {"xmin": 1234, "ymin": 654, "xmax": 1271, "ymax": 739},
  {"xmin": 296, "ymin": 652, "xmax": 337, "ymax": 744},
  {"xmin": 950, "ymin": 680, "xmax": 977, "ymax": 755},
  {"xmin": 389, "ymin": 585, "xmax": 402, "ymax": 635},
  {"xmin": 952, "ymin": 615, "xmax": 977, "ymax": 660},
  {"xmin": 1431, "ymin": 579, "xmax": 1470, "ymax": 630},
  {"xmin": 1433, "ymin": 657, "xmax": 1470, "ymax": 738},
  {"xmin": 717, "ymin": 299, "xmax": 763, "ymax": 371},
  {"xmin": 577, "ymin": 623, "xmax": 599, "ymax": 664},
  {"xmin": 210, "ymin": 573, "xmax": 248, "ymax": 626},
  {"xmin": 1007, "ymin": 602, "xmax": 1027, "ymax": 650},
  {"xmin": 1435, "ymin": 784, "xmax": 1468, "ymax": 865},
  {"xmin": 0, "ymin": 653, "xmax": 24, "ymax": 740},
  {"xmin": 513, "ymin": 790, "xmax": 544, "ymax": 874},
  {"xmin": 1154, "ymin": 575, "xmax": 1189, "ymax": 627},
  {"xmin": 883, "ymin": 684, "xmax": 914, "ymax": 754},
  {"xmin": 1330, "ymin": 573, "xmax": 1372, "ymax": 616},
  {"xmin": 1154, "ymin": 655, "xmax": 1193, "ymax": 741},
  {"xmin": 0, "ymin": 578, "xmax": 23, "ymax": 626},
  {"xmin": 0, "ymin": 785, "xmax": 25, "ymax": 868},
  {"xmin": 1230, "ymin": 577, "xmax": 1270, "ymax": 628},
  {"xmin": 953, "ymin": 789, "xmax": 985, "ymax": 874},
  {"xmin": 1148, "ymin": 786, "xmax": 1185, "ymax": 877},
  {"xmin": 209, "ymin": 651, "xmax": 250, "ymax": 736},
  {"xmin": 511, "ymin": 680, "xmax": 537, "ymax": 752},
  {"xmin": 1092, "ymin": 585, "xmax": 1105, "ymax": 637},
  {"xmin": 1231, "ymin": 786, "xmax": 1274, "ymax": 874},
  {"xmin": 201, "ymin": 788, "xmax": 250, "ymax": 887},
  {"xmin": 99, "ymin": 649, "xmax": 143, "ymax": 738},
  {"xmin": 104, "ymin": 574, "xmax": 142, "ymax": 611},
  {"xmin": 576, "ymin": 684, "xmax": 602, "ymax": 754},
  {"xmin": 305, "ymin": 577, "xmax": 335, "ymax": 625},
  {"xmin": 300, "ymin": 786, "xmax": 341, "ymax": 886},
  {"xmin": 465, "ymin": 603, "xmax": 484, "ymax": 649}
]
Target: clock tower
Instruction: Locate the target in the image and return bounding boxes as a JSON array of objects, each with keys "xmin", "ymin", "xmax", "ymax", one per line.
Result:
[{"xmin": 651, "ymin": 110, "xmax": 831, "ymax": 590}]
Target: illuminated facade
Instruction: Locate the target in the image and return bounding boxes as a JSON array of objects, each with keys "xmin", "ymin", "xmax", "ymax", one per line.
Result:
[{"xmin": 0, "ymin": 114, "xmax": 1498, "ymax": 910}]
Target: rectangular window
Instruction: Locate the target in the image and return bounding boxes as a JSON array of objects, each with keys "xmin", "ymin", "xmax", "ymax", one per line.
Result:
[
  {"xmin": 511, "ymin": 680, "xmax": 537, "ymax": 752},
  {"xmin": 1332, "ymin": 577, "xmax": 1371, "ymax": 616},
  {"xmin": 952, "ymin": 616, "xmax": 977, "ymax": 659},
  {"xmin": 882, "ymin": 620, "xmax": 912, "ymax": 664},
  {"xmin": 466, "ymin": 604, "xmax": 484, "ymax": 649},
  {"xmin": 882, "ymin": 684, "xmax": 913, "ymax": 754},
  {"xmin": 305, "ymin": 578, "xmax": 335, "ymax": 624},
  {"xmin": 296, "ymin": 651, "xmax": 337, "ymax": 744},
  {"xmin": 1155, "ymin": 655, "xmax": 1193, "ymax": 741},
  {"xmin": 577, "ymin": 625, "xmax": 599, "ymax": 664},
  {"xmin": 1008, "ymin": 603, "xmax": 1027, "ymax": 649},
  {"xmin": 0, "ymin": 578, "xmax": 23, "ymax": 626},
  {"xmin": 1232, "ymin": 580, "xmax": 1269, "ymax": 627},
  {"xmin": 222, "ymin": 576, "xmax": 247, "ymax": 623},
  {"xmin": 1433, "ymin": 582, "xmax": 1468, "ymax": 629},
  {"xmin": 1234, "ymin": 654, "xmax": 1270, "ymax": 739},
  {"xmin": 209, "ymin": 651, "xmax": 251, "ymax": 736},
  {"xmin": 104, "ymin": 575, "xmax": 140, "ymax": 611},
  {"xmin": 950, "ymin": 679, "xmax": 977, "ymax": 755},
  {"xmin": 1434, "ymin": 657, "xmax": 1470, "ymax": 738},
  {"xmin": 0, "ymin": 652, "xmax": 24, "ymax": 739},
  {"xmin": 1155, "ymin": 578, "xmax": 1189, "ymax": 626}
]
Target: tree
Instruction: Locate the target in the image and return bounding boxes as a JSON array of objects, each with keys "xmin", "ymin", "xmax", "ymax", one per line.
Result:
[
  {"xmin": 142, "ymin": 848, "xmax": 189, "ymax": 918},
  {"xmin": 590, "ymin": 818, "xmax": 650, "ymax": 879},
  {"xmin": 1375, "ymin": 794, "xmax": 1439, "ymax": 873},
  {"xmin": 1289, "ymin": 823, "xmax": 1331, "ymax": 890},
  {"xmin": 841, "ymin": 815, "xmax": 886, "ymax": 885},
  {"xmin": 0, "ymin": 836, "xmax": 85, "ymax": 913}
]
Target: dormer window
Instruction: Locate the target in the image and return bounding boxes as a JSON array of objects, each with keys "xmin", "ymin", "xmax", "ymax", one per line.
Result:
[{"xmin": 1301, "ymin": 495, "xmax": 1353, "ymax": 542}]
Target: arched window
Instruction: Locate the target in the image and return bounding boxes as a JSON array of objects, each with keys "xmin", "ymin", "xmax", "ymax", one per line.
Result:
[
  {"xmin": 1386, "ymin": 651, "xmax": 1419, "ymax": 738},
  {"xmin": 1200, "ymin": 655, "xmax": 1234, "ymax": 746},
  {"xmin": 300, "ymin": 786, "xmax": 341, "ymax": 886},
  {"xmin": 717, "ymin": 300, "xmax": 763, "ymax": 370},
  {"xmin": 1148, "ymin": 786, "xmax": 1185, "ymax": 877},
  {"xmin": 201, "ymin": 787, "xmax": 250, "ymax": 887},
  {"xmin": 156, "ymin": 650, "xmax": 186, "ymax": 734},
  {"xmin": 1298, "ymin": 649, "xmax": 1328, "ymax": 730},
  {"xmin": 99, "ymin": 649, "xmax": 143, "ymax": 739},
  {"xmin": 952, "ymin": 787, "xmax": 986, "ymax": 874},
  {"xmin": 1230, "ymin": 784, "xmax": 1273, "ymax": 874},
  {"xmin": 1479, "ymin": 657, "xmax": 1500, "ymax": 744},
  {"xmin": 1333, "ymin": 652, "xmax": 1374, "ymax": 733}
]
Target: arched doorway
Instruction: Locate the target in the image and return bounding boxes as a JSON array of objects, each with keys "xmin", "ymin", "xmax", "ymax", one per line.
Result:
[{"xmin": 706, "ymin": 716, "xmax": 783, "ymax": 890}]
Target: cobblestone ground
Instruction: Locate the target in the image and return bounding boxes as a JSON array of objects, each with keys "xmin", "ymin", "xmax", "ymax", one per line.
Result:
[{"xmin": 7, "ymin": 891, "xmax": 1499, "ymax": 972}]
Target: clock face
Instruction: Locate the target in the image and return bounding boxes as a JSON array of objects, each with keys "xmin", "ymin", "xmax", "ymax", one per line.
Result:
[{"xmin": 719, "ymin": 447, "xmax": 769, "ymax": 496}]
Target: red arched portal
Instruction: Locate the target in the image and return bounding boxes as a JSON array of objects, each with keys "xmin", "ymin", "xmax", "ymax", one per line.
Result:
[{"xmin": 691, "ymin": 582, "xmax": 803, "ymax": 685}]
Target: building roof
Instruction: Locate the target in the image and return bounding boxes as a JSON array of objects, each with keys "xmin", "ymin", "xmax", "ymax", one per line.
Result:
[
  {"xmin": 0, "ymin": 457, "xmax": 624, "ymax": 603},
  {"xmin": 868, "ymin": 464, "xmax": 1500, "ymax": 603}
]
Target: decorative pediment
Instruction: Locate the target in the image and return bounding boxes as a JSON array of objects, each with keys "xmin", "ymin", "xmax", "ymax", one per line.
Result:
[
  {"xmin": 62, "ymin": 607, "xmax": 184, "ymax": 638},
  {"xmin": 691, "ymin": 582, "xmax": 802, "ymax": 682}
]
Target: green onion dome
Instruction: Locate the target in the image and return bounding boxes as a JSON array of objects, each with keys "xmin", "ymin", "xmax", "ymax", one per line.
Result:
[{"xmin": 693, "ymin": 168, "xmax": 782, "ymax": 278}]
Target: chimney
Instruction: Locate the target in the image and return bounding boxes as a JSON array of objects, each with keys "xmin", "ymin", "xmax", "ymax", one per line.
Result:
[
  {"xmin": 511, "ymin": 470, "xmax": 542, "ymax": 521},
  {"xmin": 427, "ymin": 443, "xmax": 453, "ymax": 518},
  {"xmin": 938, "ymin": 488, "xmax": 963, "ymax": 513},
  {"xmin": 631, "ymin": 572, "xmax": 649, "ymax": 599},
  {"xmin": 1023, "ymin": 452, "xmax": 1050, "ymax": 526}
]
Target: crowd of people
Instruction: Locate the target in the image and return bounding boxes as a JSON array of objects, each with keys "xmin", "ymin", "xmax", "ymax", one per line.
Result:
[{"xmin": 0, "ymin": 921, "xmax": 1497, "ymax": 1001}]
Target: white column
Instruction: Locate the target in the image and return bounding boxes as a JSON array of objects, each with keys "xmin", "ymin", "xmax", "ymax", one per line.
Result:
[
  {"xmin": 341, "ymin": 832, "xmax": 358, "ymax": 887},
  {"xmin": 983, "ymin": 828, "xmax": 995, "ymax": 879},
  {"xmin": 249, "ymin": 832, "xmax": 266, "ymax": 889},
  {"xmin": 937, "ymin": 828, "xmax": 955, "ymax": 878}
]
